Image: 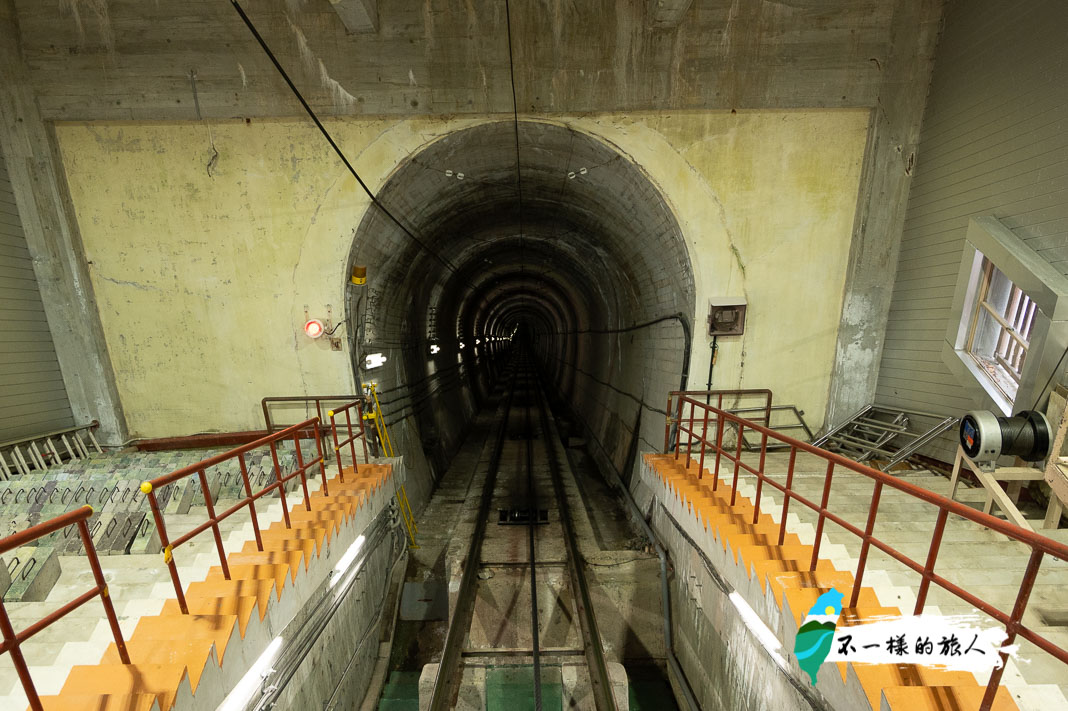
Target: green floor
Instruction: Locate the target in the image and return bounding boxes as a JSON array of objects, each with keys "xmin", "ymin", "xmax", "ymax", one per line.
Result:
[
  {"xmin": 378, "ymin": 670, "xmax": 420, "ymax": 710},
  {"xmin": 486, "ymin": 666, "xmax": 563, "ymax": 711},
  {"xmin": 377, "ymin": 664, "xmax": 677, "ymax": 710}
]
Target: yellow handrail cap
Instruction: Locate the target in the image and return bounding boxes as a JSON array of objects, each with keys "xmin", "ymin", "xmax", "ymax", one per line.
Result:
[{"xmin": 140, "ymin": 481, "xmax": 153, "ymax": 494}]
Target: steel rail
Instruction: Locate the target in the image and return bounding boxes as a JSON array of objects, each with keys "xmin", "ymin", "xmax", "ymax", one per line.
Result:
[
  {"xmin": 428, "ymin": 368, "xmax": 518, "ymax": 711},
  {"xmin": 525, "ymin": 378, "xmax": 544, "ymax": 711},
  {"xmin": 534, "ymin": 376, "xmax": 618, "ymax": 711}
]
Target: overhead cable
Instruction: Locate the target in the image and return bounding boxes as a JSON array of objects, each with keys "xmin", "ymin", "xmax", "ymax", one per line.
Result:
[{"xmin": 228, "ymin": 0, "xmax": 457, "ymax": 274}]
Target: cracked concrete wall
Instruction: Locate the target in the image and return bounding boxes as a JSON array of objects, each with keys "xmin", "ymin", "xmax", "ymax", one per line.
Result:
[{"xmin": 54, "ymin": 111, "xmax": 865, "ymax": 449}]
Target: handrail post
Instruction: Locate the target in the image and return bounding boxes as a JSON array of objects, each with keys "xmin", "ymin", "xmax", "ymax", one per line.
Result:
[
  {"xmin": 313, "ymin": 419, "xmax": 330, "ymax": 497},
  {"xmin": 730, "ymin": 422, "xmax": 744, "ymax": 506},
  {"xmin": 198, "ymin": 469, "xmax": 230, "ymax": 580},
  {"xmin": 144, "ymin": 484, "xmax": 187, "ymax": 613},
  {"xmin": 849, "ymin": 480, "xmax": 884, "ymax": 608},
  {"xmin": 913, "ymin": 508, "xmax": 949, "ymax": 614},
  {"xmin": 0, "ymin": 600, "xmax": 39, "ymax": 710},
  {"xmin": 673, "ymin": 397, "xmax": 683, "ymax": 461},
  {"xmin": 981, "ymin": 549, "xmax": 1044, "ymax": 711},
  {"xmin": 809, "ymin": 461, "xmax": 835, "ymax": 570},
  {"xmin": 78, "ymin": 517, "xmax": 130, "ymax": 664},
  {"xmin": 778, "ymin": 447, "xmax": 797, "ymax": 545},
  {"xmin": 752, "ymin": 431, "xmax": 768, "ymax": 525},
  {"xmin": 713, "ymin": 410, "xmax": 724, "ymax": 491},
  {"xmin": 345, "ymin": 407, "xmax": 358, "ymax": 476},
  {"xmin": 293, "ymin": 432, "xmax": 313, "ymax": 512},
  {"xmin": 269, "ymin": 439, "xmax": 291, "ymax": 529},
  {"xmin": 329, "ymin": 409, "xmax": 344, "ymax": 480},
  {"xmin": 261, "ymin": 398, "xmax": 272, "ymax": 434},
  {"xmin": 686, "ymin": 399, "xmax": 696, "ymax": 469},
  {"xmin": 698, "ymin": 405, "xmax": 710, "ymax": 479},
  {"xmin": 237, "ymin": 452, "xmax": 264, "ymax": 552}
]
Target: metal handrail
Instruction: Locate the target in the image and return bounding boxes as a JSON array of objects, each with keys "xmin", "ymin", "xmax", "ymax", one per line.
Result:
[
  {"xmin": 665, "ymin": 389, "xmax": 773, "ymax": 452},
  {"xmin": 326, "ymin": 400, "xmax": 369, "ymax": 481},
  {"xmin": 0, "ymin": 506, "xmax": 130, "ymax": 711},
  {"xmin": 261, "ymin": 395, "xmax": 358, "ymax": 435},
  {"xmin": 141, "ymin": 418, "xmax": 329, "ymax": 614},
  {"xmin": 664, "ymin": 394, "xmax": 1068, "ymax": 711}
]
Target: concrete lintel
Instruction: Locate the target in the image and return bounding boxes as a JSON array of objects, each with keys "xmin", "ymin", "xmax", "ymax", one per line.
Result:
[
  {"xmin": 0, "ymin": 0, "xmax": 128, "ymax": 445},
  {"xmin": 328, "ymin": 0, "xmax": 378, "ymax": 34},
  {"xmin": 647, "ymin": 0, "xmax": 694, "ymax": 28}
]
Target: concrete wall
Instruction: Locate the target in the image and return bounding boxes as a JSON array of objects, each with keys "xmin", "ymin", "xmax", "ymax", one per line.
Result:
[
  {"xmin": 56, "ymin": 110, "xmax": 866, "ymax": 447},
  {"xmin": 875, "ymin": 0, "xmax": 1068, "ymax": 462}
]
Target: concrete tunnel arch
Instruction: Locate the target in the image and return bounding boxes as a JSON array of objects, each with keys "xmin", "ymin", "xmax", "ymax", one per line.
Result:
[{"xmin": 345, "ymin": 119, "xmax": 696, "ymax": 481}]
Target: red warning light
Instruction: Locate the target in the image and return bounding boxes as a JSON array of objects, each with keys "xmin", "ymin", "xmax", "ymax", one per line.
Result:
[{"xmin": 304, "ymin": 319, "xmax": 325, "ymax": 339}]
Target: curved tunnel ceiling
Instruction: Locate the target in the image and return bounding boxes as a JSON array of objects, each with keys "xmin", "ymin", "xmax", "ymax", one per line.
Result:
[{"xmin": 350, "ymin": 120, "xmax": 696, "ymax": 364}]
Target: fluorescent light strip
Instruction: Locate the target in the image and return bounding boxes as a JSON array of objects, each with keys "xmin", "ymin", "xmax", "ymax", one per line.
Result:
[
  {"xmin": 330, "ymin": 534, "xmax": 366, "ymax": 588},
  {"xmin": 728, "ymin": 591, "xmax": 789, "ymax": 670},
  {"xmin": 218, "ymin": 636, "xmax": 283, "ymax": 711}
]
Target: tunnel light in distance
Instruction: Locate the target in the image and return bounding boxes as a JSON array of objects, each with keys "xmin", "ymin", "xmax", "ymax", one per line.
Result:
[
  {"xmin": 218, "ymin": 635, "xmax": 283, "ymax": 711},
  {"xmin": 459, "ymin": 342, "xmax": 465, "ymax": 349},
  {"xmin": 475, "ymin": 338, "xmax": 481, "ymax": 345},
  {"xmin": 430, "ymin": 344, "xmax": 440, "ymax": 355},
  {"xmin": 365, "ymin": 352, "xmax": 387, "ymax": 369},
  {"xmin": 304, "ymin": 319, "xmax": 325, "ymax": 339}
]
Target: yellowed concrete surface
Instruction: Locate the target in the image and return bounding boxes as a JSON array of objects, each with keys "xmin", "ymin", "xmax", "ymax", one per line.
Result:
[{"xmin": 57, "ymin": 110, "xmax": 865, "ymax": 438}]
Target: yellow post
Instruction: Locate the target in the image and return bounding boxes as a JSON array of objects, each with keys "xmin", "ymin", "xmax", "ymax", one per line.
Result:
[
  {"xmin": 395, "ymin": 483, "xmax": 418, "ymax": 548},
  {"xmin": 370, "ymin": 383, "xmax": 394, "ymax": 457}
]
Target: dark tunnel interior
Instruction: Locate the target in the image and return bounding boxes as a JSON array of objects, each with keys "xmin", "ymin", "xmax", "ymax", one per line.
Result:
[{"xmin": 347, "ymin": 120, "xmax": 696, "ymax": 482}]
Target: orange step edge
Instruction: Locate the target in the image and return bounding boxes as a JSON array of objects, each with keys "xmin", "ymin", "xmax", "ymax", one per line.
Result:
[
  {"xmin": 32, "ymin": 464, "xmax": 394, "ymax": 711},
  {"xmin": 646, "ymin": 456, "xmax": 1020, "ymax": 711}
]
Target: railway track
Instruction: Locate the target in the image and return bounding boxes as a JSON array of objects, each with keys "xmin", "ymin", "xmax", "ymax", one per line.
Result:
[{"xmin": 428, "ymin": 353, "xmax": 619, "ymax": 710}]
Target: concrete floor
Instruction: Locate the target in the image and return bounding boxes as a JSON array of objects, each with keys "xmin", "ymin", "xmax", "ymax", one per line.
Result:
[{"xmin": 378, "ymin": 391, "xmax": 672, "ymax": 710}]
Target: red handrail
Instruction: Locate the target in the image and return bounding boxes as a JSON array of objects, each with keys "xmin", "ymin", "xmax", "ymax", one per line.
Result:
[
  {"xmin": 0, "ymin": 506, "xmax": 130, "ymax": 711},
  {"xmin": 141, "ymin": 418, "xmax": 329, "ymax": 614},
  {"xmin": 664, "ymin": 389, "xmax": 773, "ymax": 452},
  {"xmin": 663, "ymin": 394, "xmax": 1068, "ymax": 711},
  {"xmin": 327, "ymin": 400, "xmax": 369, "ymax": 482},
  {"xmin": 261, "ymin": 395, "xmax": 358, "ymax": 435}
]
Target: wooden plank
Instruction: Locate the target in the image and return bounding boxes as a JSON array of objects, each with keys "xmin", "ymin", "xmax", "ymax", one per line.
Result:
[{"xmin": 975, "ymin": 471, "xmax": 1034, "ymax": 531}]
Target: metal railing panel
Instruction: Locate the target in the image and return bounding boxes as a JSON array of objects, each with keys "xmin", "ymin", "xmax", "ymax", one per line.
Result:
[{"xmin": 662, "ymin": 395, "xmax": 1068, "ymax": 711}]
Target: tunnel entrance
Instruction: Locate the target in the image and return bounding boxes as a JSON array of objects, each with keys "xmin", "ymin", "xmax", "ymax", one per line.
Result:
[{"xmin": 347, "ymin": 119, "xmax": 695, "ymax": 484}]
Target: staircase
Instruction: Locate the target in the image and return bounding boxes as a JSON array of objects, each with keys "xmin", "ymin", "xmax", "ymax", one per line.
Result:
[
  {"xmin": 733, "ymin": 457, "xmax": 1068, "ymax": 709},
  {"xmin": 644, "ymin": 450, "xmax": 1068, "ymax": 711},
  {"xmin": 0, "ymin": 492, "xmax": 290, "ymax": 710}
]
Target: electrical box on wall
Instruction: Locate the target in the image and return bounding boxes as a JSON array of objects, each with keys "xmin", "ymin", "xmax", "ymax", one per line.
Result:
[{"xmin": 708, "ymin": 298, "xmax": 747, "ymax": 337}]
